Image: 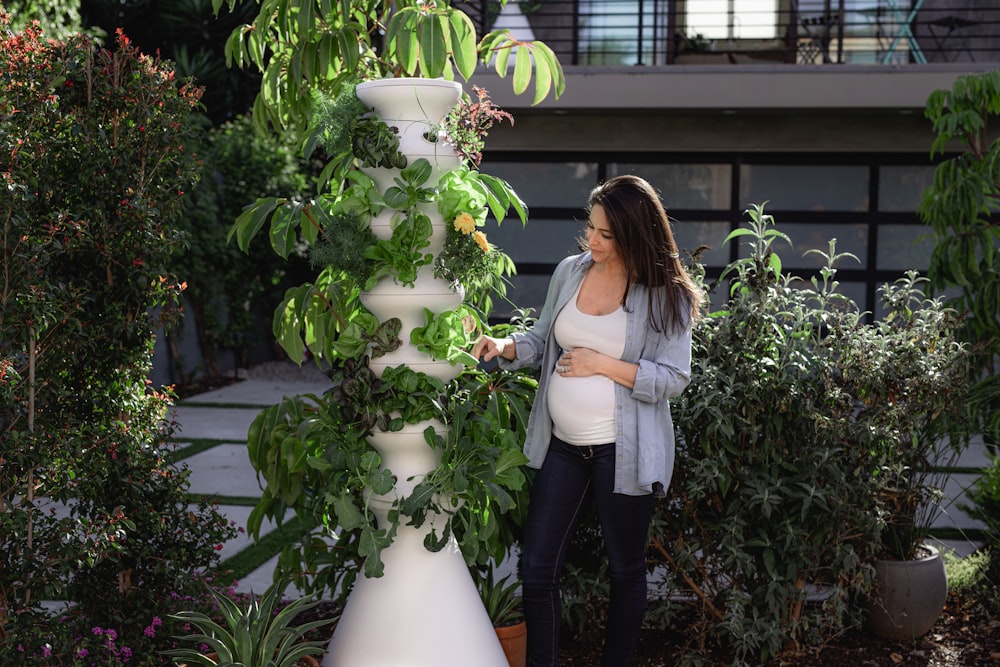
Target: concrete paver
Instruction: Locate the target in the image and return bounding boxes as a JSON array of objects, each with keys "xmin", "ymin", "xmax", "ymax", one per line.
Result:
[
  {"xmin": 185, "ymin": 444, "xmax": 264, "ymax": 498},
  {"xmin": 184, "ymin": 379, "xmax": 330, "ymax": 406},
  {"xmin": 170, "ymin": 405, "xmax": 262, "ymax": 442}
]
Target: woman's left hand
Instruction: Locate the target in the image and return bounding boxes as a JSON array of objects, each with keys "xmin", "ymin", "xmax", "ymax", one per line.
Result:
[{"xmin": 556, "ymin": 348, "xmax": 602, "ymax": 377}]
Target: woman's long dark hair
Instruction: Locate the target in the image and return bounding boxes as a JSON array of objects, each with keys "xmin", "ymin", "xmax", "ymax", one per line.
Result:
[{"xmin": 585, "ymin": 175, "xmax": 703, "ymax": 332}]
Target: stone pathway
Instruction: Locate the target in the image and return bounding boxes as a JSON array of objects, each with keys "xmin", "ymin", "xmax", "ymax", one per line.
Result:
[{"xmin": 171, "ymin": 367, "xmax": 332, "ymax": 593}]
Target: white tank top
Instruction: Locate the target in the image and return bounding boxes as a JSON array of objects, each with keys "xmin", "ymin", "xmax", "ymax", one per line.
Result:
[{"xmin": 547, "ymin": 282, "xmax": 627, "ymax": 446}]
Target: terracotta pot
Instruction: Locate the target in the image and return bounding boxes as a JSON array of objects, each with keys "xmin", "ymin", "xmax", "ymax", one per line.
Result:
[
  {"xmin": 495, "ymin": 621, "xmax": 527, "ymax": 667},
  {"xmin": 866, "ymin": 544, "xmax": 948, "ymax": 641}
]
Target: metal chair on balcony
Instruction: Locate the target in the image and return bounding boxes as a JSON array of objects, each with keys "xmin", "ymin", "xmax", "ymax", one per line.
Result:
[
  {"xmin": 798, "ymin": 11, "xmax": 841, "ymax": 64},
  {"xmin": 923, "ymin": 15, "xmax": 979, "ymax": 62},
  {"xmin": 879, "ymin": 0, "xmax": 927, "ymax": 63}
]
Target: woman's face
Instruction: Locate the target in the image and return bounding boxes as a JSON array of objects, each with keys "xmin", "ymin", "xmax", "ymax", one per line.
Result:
[{"xmin": 586, "ymin": 204, "xmax": 621, "ymax": 268}]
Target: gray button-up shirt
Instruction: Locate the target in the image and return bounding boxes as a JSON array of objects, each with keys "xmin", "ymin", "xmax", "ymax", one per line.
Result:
[{"xmin": 500, "ymin": 252, "xmax": 693, "ymax": 496}]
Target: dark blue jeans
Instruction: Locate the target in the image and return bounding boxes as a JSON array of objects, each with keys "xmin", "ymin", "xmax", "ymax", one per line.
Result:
[{"xmin": 520, "ymin": 437, "xmax": 654, "ymax": 667}]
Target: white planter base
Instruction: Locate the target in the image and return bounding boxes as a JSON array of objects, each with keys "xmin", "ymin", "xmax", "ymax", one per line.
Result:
[{"xmin": 323, "ymin": 526, "xmax": 507, "ymax": 667}]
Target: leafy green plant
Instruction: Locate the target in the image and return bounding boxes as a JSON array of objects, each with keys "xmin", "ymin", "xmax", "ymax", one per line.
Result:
[
  {"xmin": 943, "ymin": 548, "xmax": 995, "ymax": 610},
  {"xmin": 352, "ymin": 114, "xmax": 408, "ymax": 170},
  {"xmin": 651, "ymin": 204, "xmax": 970, "ymax": 664},
  {"xmin": 163, "ymin": 579, "xmax": 333, "ymax": 667},
  {"xmin": 1, "ymin": 17, "xmax": 233, "ymax": 660},
  {"xmin": 473, "ymin": 568, "xmax": 524, "ymax": 627},
  {"xmin": 410, "ymin": 305, "xmax": 481, "ymax": 366},
  {"xmin": 961, "ymin": 453, "xmax": 1000, "ymax": 615},
  {"xmin": 402, "ymin": 389, "xmax": 529, "ymax": 563},
  {"xmin": 212, "ymin": 0, "xmax": 565, "ymax": 142},
  {"xmin": 920, "ymin": 71, "xmax": 1000, "ymax": 445}
]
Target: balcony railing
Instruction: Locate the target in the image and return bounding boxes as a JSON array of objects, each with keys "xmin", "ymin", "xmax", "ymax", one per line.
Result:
[{"xmin": 459, "ymin": 0, "xmax": 1000, "ymax": 66}]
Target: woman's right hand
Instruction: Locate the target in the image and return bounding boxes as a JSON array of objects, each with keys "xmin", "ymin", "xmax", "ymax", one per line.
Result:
[{"xmin": 472, "ymin": 335, "xmax": 515, "ymax": 362}]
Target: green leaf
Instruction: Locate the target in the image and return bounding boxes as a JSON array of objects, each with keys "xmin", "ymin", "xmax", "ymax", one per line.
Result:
[
  {"xmin": 448, "ymin": 11, "xmax": 478, "ymax": 80},
  {"xmin": 418, "ymin": 13, "xmax": 448, "ymax": 78},
  {"xmin": 229, "ymin": 197, "xmax": 281, "ymax": 252},
  {"xmin": 512, "ymin": 46, "xmax": 531, "ymax": 96},
  {"xmin": 531, "ymin": 45, "xmax": 552, "ymax": 106},
  {"xmin": 493, "ymin": 40, "xmax": 513, "ymax": 77},
  {"xmin": 332, "ymin": 492, "xmax": 366, "ymax": 530},
  {"xmin": 269, "ymin": 201, "xmax": 302, "ymax": 258}
]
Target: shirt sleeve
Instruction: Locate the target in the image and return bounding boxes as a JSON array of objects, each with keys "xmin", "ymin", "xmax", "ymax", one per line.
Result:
[
  {"xmin": 630, "ymin": 316, "xmax": 693, "ymax": 404},
  {"xmin": 499, "ymin": 255, "xmax": 580, "ymax": 371}
]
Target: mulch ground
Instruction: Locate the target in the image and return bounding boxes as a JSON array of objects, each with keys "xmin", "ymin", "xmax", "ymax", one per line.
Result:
[
  {"xmin": 559, "ymin": 599, "xmax": 1000, "ymax": 666},
  {"xmin": 295, "ymin": 598, "xmax": 999, "ymax": 666}
]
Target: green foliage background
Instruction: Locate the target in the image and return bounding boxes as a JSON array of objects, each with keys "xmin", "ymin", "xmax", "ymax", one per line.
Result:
[{"xmin": 0, "ymin": 18, "xmax": 236, "ymax": 663}]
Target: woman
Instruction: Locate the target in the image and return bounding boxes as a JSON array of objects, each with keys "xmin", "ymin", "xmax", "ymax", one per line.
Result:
[{"xmin": 472, "ymin": 175, "xmax": 702, "ymax": 666}]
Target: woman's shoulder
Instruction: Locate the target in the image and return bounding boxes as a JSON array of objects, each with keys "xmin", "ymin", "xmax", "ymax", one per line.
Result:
[{"xmin": 554, "ymin": 251, "xmax": 590, "ymax": 274}]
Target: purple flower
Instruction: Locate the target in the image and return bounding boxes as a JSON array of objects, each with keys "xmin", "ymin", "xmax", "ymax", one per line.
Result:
[
  {"xmin": 41, "ymin": 644, "xmax": 52, "ymax": 658},
  {"xmin": 75, "ymin": 648, "xmax": 89, "ymax": 658},
  {"xmin": 92, "ymin": 627, "xmax": 104, "ymax": 636}
]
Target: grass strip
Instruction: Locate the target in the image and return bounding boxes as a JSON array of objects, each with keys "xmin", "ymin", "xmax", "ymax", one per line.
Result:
[
  {"xmin": 166, "ymin": 438, "xmax": 234, "ymax": 463},
  {"xmin": 218, "ymin": 516, "xmax": 317, "ymax": 583},
  {"xmin": 188, "ymin": 494, "xmax": 263, "ymax": 506}
]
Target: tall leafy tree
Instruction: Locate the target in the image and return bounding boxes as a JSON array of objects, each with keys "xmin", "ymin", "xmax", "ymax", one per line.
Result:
[
  {"xmin": 920, "ymin": 71, "xmax": 1000, "ymax": 444},
  {"xmin": 213, "ymin": 0, "xmax": 565, "ymax": 143}
]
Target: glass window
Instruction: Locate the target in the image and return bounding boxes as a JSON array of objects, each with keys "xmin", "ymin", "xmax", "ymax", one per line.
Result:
[
  {"xmin": 484, "ymin": 217, "xmax": 584, "ymax": 264},
  {"xmin": 686, "ymin": 0, "xmax": 779, "ymax": 40},
  {"xmin": 879, "ymin": 165, "xmax": 935, "ymax": 212},
  {"xmin": 608, "ymin": 163, "xmax": 732, "ymax": 209},
  {"xmin": 672, "ymin": 219, "xmax": 732, "ymax": 268},
  {"xmin": 876, "ymin": 224, "xmax": 933, "ymax": 271},
  {"xmin": 491, "ymin": 273, "xmax": 554, "ymax": 322},
  {"xmin": 755, "ymin": 222, "xmax": 870, "ymax": 270},
  {"xmin": 740, "ymin": 164, "xmax": 870, "ymax": 212},
  {"xmin": 480, "ymin": 161, "xmax": 598, "ymax": 209}
]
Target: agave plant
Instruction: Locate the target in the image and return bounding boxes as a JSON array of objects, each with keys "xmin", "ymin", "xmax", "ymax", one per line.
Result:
[{"xmin": 163, "ymin": 579, "xmax": 335, "ymax": 667}]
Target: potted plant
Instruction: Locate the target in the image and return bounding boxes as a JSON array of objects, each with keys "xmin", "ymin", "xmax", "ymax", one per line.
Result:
[
  {"xmin": 847, "ymin": 276, "xmax": 972, "ymax": 640},
  {"xmin": 655, "ymin": 204, "xmax": 970, "ymax": 662},
  {"xmin": 163, "ymin": 579, "xmax": 335, "ymax": 667},
  {"xmin": 223, "ymin": 72, "xmax": 547, "ymax": 666},
  {"xmin": 474, "ymin": 567, "xmax": 527, "ymax": 667},
  {"xmin": 211, "ymin": 0, "xmax": 560, "ymax": 660}
]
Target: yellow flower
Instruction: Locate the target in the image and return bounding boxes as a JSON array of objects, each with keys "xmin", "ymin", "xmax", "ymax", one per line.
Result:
[
  {"xmin": 453, "ymin": 212, "xmax": 476, "ymax": 235},
  {"xmin": 473, "ymin": 230, "xmax": 490, "ymax": 253}
]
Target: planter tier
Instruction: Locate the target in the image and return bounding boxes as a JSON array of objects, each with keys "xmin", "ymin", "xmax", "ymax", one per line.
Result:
[
  {"xmin": 323, "ymin": 77, "xmax": 506, "ymax": 667},
  {"xmin": 360, "ymin": 265, "xmax": 464, "ymax": 382}
]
